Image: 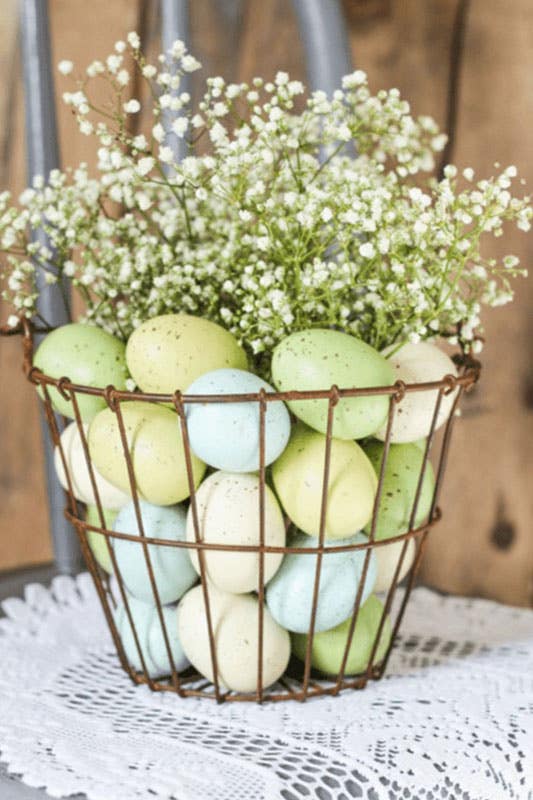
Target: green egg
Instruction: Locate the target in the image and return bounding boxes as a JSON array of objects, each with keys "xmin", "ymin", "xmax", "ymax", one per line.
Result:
[
  {"xmin": 85, "ymin": 505, "xmax": 118, "ymax": 573},
  {"xmin": 126, "ymin": 313, "xmax": 248, "ymax": 394},
  {"xmin": 272, "ymin": 422, "xmax": 377, "ymax": 539},
  {"xmin": 363, "ymin": 441, "xmax": 435, "ymax": 540},
  {"xmin": 88, "ymin": 401, "xmax": 206, "ymax": 505},
  {"xmin": 33, "ymin": 323, "xmax": 128, "ymax": 421},
  {"xmin": 271, "ymin": 329, "xmax": 394, "ymax": 439},
  {"xmin": 292, "ymin": 595, "xmax": 391, "ymax": 676}
]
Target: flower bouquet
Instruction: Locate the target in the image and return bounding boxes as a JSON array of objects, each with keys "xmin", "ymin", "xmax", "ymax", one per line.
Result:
[{"xmin": 1, "ymin": 33, "xmax": 530, "ymax": 701}]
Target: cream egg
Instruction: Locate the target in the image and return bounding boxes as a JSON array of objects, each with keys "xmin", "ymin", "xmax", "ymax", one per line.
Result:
[
  {"xmin": 186, "ymin": 471, "xmax": 285, "ymax": 593},
  {"xmin": 374, "ymin": 538, "xmax": 416, "ymax": 593},
  {"xmin": 376, "ymin": 342, "xmax": 459, "ymax": 443},
  {"xmin": 54, "ymin": 421, "xmax": 130, "ymax": 509},
  {"xmin": 178, "ymin": 584, "xmax": 290, "ymax": 692}
]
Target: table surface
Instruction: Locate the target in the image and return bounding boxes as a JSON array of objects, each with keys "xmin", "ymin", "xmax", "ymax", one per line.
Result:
[
  {"xmin": 0, "ymin": 566, "xmax": 81, "ymax": 800},
  {"xmin": 1, "ymin": 569, "xmax": 532, "ymax": 800}
]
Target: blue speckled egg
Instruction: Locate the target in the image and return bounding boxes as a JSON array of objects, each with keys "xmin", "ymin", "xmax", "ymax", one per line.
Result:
[
  {"xmin": 112, "ymin": 500, "xmax": 197, "ymax": 604},
  {"xmin": 185, "ymin": 369, "xmax": 291, "ymax": 472},
  {"xmin": 115, "ymin": 594, "xmax": 189, "ymax": 677},
  {"xmin": 266, "ymin": 531, "xmax": 377, "ymax": 633}
]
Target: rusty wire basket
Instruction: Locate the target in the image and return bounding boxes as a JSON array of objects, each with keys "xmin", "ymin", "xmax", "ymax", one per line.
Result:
[{"xmin": 6, "ymin": 318, "xmax": 480, "ymax": 703}]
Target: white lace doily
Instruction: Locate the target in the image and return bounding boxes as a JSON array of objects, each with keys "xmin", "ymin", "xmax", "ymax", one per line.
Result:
[{"xmin": 1, "ymin": 575, "xmax": 533, "ymax": 800}]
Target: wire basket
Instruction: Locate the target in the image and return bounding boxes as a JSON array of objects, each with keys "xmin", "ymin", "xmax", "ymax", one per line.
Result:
[{"xmin": 6, "ymin": 318, "xmax": 480, "ymax": 703}]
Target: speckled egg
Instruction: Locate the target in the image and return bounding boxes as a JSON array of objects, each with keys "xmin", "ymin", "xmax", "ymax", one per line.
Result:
[
  {"xmin": 178, "ymin": 584, "xmax": 290, "ymax": 692},
  {"xmin": 266, "ymin": 531, "xmax": 376, "ymax": 633},
  {"xmin": 185, "ymin": 369, "xmax": 290, "ymax": 472},
  {"xmin": 363, "ymin": 441, "xmax": 435, "ymax": 540},
  {"xmin": 376, "ymin": 342, "xmax": 459, "ymax": 443},
  {"xmin": 292, "ymin": 594, "xmax": 391, "ymax": 676},
  {"xmin": 112, "ymin": 500, "xmax": 197, "ymax": 604},
  {"xmin": 126, "ymin": 314, "xmax": 248, "ymax": 394},
  {"xmin": 272, "ymin": 329, "xmax": 394, "ymax": 439},
  {"xmin": 88, "ymin": 401, "xmax": 206, "ymax": 505},
  {"xmin": 85, "ymin": 505, "xmax": 118, "ymax": 573},
  {"xmin": 272, "ymin": 423, "xmax": 377, "ymax": 540},
  {"xmin": 54, "ymin": 422, "xmax": 130, "ymax": 509},
  {"xmin": 115, "ymin": 594, "xmax": 189, "ymax": 677},
  {"xmin": 34, "ymin": 323, "xmax": 128, "ymax": 421},
  {"xmin": 186, "ymin": 471, "xmax": 285, "ymax": 593},
  {"xmin": 374, "ymin": 538, "xmax": 416, "ymax": 593}
]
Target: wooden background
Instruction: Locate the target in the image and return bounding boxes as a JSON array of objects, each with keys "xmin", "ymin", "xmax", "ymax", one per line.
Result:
[{"xmin": 0, "ymin": 0, "xmax": 531, "ymax": 606}]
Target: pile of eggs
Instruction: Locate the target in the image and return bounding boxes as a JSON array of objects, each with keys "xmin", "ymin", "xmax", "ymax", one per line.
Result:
[{"xmin": 35, "ymin": 313, "xmax": 458, "ymax": 692}]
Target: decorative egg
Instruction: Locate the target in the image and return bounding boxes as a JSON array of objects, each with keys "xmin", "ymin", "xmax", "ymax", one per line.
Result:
[
  {"xmin": 186, "ymin": 472, "xmax": 285, "ymax": 593},
  {"xmin": 292, "ymin": 595, "xmax": 391, "ymax": 676},
  {"xmin": 376, "ymin": 342, "xmax": 459, "ymax": 443},
  {"xmin": 54, "ymin": 421, "xmax": 130, "ymax": 509},
  {"xmin": 33, "ymin": 323, "xmax": 128, "ymax": 421},
  {"xmin": 374, "ymin": 538, "xmax": 416, "ymax": 593},
  {"xmin": 115, "ymin": 594, "xmax": 189, "ymax": 678},
  {"xmin": 271, "ymin": 329, "xmax": 394, "ymax": 439},
  {"xmin": 185, "ymin": 369, "xmax": 290, "ymax": 472},
  {"xmin": 85, "ymin": 505, "xmax": 118, "ymax": 573},
  {"xmin": 112, "ymin": 500, "xmax": 197, "ymax": 604},
  {"xmin": 363, "ymin": 442, "xmax": 435, "ymax": 540},
  {"xmin": 126, "ymin": 314, "xmax": 248, "ymax": 394},
  {"xmin": 178, "ymin": 584, "xmax": 290, "ymax": 692},
  {"xmin": 272, "ymin": 423, "xmax": 377, "ymax": 540},
  {"xmin": 266, "ymin": 531, "xmax": 377, "ymax": 633},
  {"xmin": 88, "ymin": 401, "xmax": 206, "ymax": 505}
]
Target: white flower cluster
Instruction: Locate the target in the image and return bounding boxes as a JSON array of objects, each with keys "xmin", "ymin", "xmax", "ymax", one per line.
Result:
[{"xmin": 1, "ymin": 34, "xmax": 531, "ymax": 369}]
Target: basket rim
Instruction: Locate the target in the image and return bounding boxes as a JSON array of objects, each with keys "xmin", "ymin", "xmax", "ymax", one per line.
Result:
[{"xmin": 3, "ymin": 314, "xmax": 481, "ymax": 404}]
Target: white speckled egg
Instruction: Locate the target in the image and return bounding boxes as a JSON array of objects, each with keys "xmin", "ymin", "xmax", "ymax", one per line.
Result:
[
  {"xmin": 115, "ymin": 594, "xmax": 189, "ymax": 677},
  {"xmin": 113, "ymin": 500, "xmax": 197, "ymax": 604},
  {"xmin": 374, "ymin": 538, "xmax": 416, "ymax": 593},
  {"xmin": 177, "ymin": 584, "xmax": 290, "ymax": 692},
  {"xmin": 185, "ymin": 369, "xmax": 290, "ymax": 472},
  {"xmin": 126, "ymin": 314, "xmax": 247, "ymax": 394},
  {"xmin": 376, "ymin": 342, "xmax": 458, "ymax": 443},
  {"xmin": 54, "ymin": 422, "xmax": 130, "ymax": 509},
  {"xmin": 186, "ymin": 472, "xmax": 285, "ymax": 593},
  {"xmin": 266, "ymin": 531, "xmax": 377, "ymax": 633}
]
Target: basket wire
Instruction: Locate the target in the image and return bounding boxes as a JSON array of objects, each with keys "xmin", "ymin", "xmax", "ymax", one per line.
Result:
[{"xmin": 6, "ymin": 317, "xmax": 479, "ymax": 702}]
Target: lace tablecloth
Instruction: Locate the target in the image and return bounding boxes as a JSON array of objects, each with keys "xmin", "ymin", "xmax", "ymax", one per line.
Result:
[{"xmin": 0, "ymin": 574, "xmax": 532, "ymax": 800}]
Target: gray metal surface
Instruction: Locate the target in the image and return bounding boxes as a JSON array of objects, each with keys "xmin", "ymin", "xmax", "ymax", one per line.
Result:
[
  {"xmin": 20, "ymin": 0, "xmax": 81, "ymax": 576},
  {"xmin": 291, "ymin": 0, "xmax": 353, "ymax": 95},
  {"xmin": 160, "ymin": 0, "xmax": 191, "ymax": 163}
]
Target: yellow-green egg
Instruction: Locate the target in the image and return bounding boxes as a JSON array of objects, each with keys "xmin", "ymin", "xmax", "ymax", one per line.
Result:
[
  {"xmin": 363, "ymin": 441, "xmax": 435, "ymax": 540},
  {"xmin": 126, "ymin": 314, "xmax": 248, "ymax": 394},
  {"xmin": 272, "ymin": 422, "xmax": 377, "ymax": 540},
  {"xmin": 34, "ymin": 323, "xmax": 128, "ymax": 421},
  {"xmin": 85, "ymin": 505, "xmax": 118, "ymax": 573},
  {"xmin": 292, "ymin": 594, "xmax": 391, "ymax": 676},
  {"xmin": 88, "ymin": 401, "xmax": 206, "ymax": 505},
  {"xmin": 272, "ymin": 329, "xmax": 394, "ymax": 439}
]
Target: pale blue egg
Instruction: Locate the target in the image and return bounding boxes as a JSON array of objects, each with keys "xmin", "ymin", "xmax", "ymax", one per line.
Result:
[
  {"xmin": 115, "ymin": 594, "xmax": 189, "ymax": 677},
  {"xmin": 113, "ymin": 500, "xmax": 197, "ymax": 604},
  {"xmin": 185, "ymin": 368, "xmax": 291, "ymax": 472},
  {"xmin": 266, "ymin": 531, "xmax": 377, "ymax": 633}
]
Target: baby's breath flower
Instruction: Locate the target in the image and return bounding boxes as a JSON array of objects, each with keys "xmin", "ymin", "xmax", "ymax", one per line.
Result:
[
  {"xmin": 1, "ymin": 38, "xmax": 530, "ymax": 368},
  {"xmin": 57, "ymin": 60, "xmax": 74, "ymax": 75}
]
